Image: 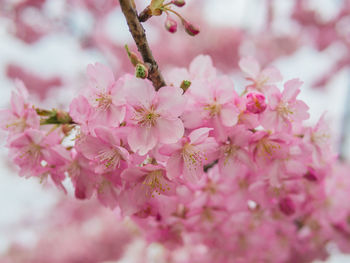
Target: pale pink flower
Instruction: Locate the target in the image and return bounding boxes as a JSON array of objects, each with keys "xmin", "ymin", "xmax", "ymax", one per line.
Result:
[
  {"xmin": 119, "ymin": 165, "xmax": 176, "ymax": 215},
  {"xmin": 218, "ymin": 125, "xmax": 252, "ymax": 177},
  {"xmin": 261, "ymin": 79, "xmax": 310, "ymax": 131},
  {"xmin": 125, "ymin": 76, "xmax": 186, "ymax": 155},
  {"xmin": 76, "ymin": 126, "xmax": 129, "ymax": 174},
  {"xmin": 9, "ymin": 129, "xmax": 60, "ymax": 177},
  {"xmin": 0, "ymin": 80, "xmax": 39, "ymax": 134},
  {"xmin": 160, "ymin": 127, "xmax": 218, "ymax": 183},
  {"xmin": 183, "ymin": 76, "xmax": 240, "ymax": 141},
  {"xmin": 86, "ymin": 63, "xmax": 126, "ymax": 128},
  {"xmin": 239, "ymin": 56, "xmax": 282, "ymax": 93}
]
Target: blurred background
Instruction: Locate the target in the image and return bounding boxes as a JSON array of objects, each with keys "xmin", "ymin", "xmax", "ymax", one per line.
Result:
[{"xmin": 0, "ymin": 0, "xmax": 350, "ymax": 262}]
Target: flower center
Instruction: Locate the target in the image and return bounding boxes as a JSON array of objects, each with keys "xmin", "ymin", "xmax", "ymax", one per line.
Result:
[
  {"xmin": 182, "ymin": 143, "xmax": 205, "ymax": 168},
  {"xmin": 143, "ymin": 170, "xmax": 170, "ymax": 197},
  {"xmin": 20, "ymin": 142, "xmax": 42, "ymax": 163},
  {"xmin": 95, "ymin": 92, "xmax": 112, "ymax": 111},
  {"xmin": 204, "ymin": 102, "xmax": 221, "ymax": 117},
  {"xmin": 276, "ymin": 102, "xmax": 293, "ymax": 119},
  {"xmin": 222, "ymin": 143, "xmax": 239, "ymax": 165},
  {"xmin": 96, "ymin": 148, "xmax": 122, "ymax": 169},
  {"xmin": 133, "ymin": 106, "xmax": 160, "ymax": 127}
]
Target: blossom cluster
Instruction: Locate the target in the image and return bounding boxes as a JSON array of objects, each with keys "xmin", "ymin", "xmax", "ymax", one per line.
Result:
[{"xmin": 1, "ymin": 55, "xmax": 344, "ymax": 263}]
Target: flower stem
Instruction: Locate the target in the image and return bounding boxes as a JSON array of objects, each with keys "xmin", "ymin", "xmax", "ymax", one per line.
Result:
[{"xmin": 119, "ymin": 0, "xmax": 166, "ymax": 91}]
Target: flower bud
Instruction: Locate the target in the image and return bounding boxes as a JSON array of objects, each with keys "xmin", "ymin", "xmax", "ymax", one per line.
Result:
[
  {"xmin": 135, "ymin": 63, "xmax": 148, "ymax": 79},
  {"xmin": 182, "ymin": 20, "xmax": 200, "ymax": 36},
  {"xmin": 279, "ymin": 197, "xmax": 295, "ymax": 216},
  {"xmin": 246, "ymin": 92, "xmax": 267, "ymax": 114},
  {"xmin": 180, "ymin": 80, "xmax": 191, "ymax": 92},
  {"xmin": 165, "ymin": 17, "xmax": 177, "ymax": 33},
  {"xmin": 172, "ymin": 0, "xmax": 185, "ymax": 7}
]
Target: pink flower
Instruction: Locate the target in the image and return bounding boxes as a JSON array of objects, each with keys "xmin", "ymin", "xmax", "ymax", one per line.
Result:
[
  {"xmin": 9, "ymin": 128, "xmax": 60, "ymax": 177},
  {"xmin": 86, "ymin": 63, "xmax": 126, "ymax": 129},
  {"xmin": 261, "ymin": 79, "xmax": 310, "ymax": 131},
  {"xmin": 119, "ymin": 164, "xmax": 176, "ymax": 215},
  {"xmin": 218, "ymin": 125, "xmax": 253, "ymax": 177},
  {"xmin": 0, "ymin": 80, "xmax": 39, "ymax": 134},
  {"xmin": 160, "ymin": 127, "xmax": 218, "ymax": 183},
  {"xmin": 125, "ymin": 76, "xmax": 186, "ymax": 155},
  {"xmin": 239, "ymin": 56, "xmax": 283, "ymax": 93},
  {"xmin": 183, "ymin": 76, "xmax": 240, "ymax": 141},
  {"xmin": 76, "ymin": 126, "xmax": 130, "ymax": 174}
]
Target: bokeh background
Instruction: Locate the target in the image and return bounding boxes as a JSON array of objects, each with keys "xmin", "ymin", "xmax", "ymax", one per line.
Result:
[{"xmin": 0, "ymin": 0, "xmax": 350, "ymax": 262}]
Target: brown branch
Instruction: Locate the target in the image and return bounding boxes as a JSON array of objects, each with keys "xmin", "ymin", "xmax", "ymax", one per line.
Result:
[
  {"xmin": 119, "ymin": 0, "xmax": 166, "ymax": 90},
  {"xmin": 138, "ymin": 7, "xmax": 152, "ymax": 22}
]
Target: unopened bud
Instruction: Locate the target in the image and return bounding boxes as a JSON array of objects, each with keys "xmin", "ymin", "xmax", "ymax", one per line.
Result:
[
  {"xmin": 125, "ymin": 45, "xmax": 142, "ymax": 67},
  {"xmin": 182, "ymin": 20, "xmax": 200, "ymax": 36},
  {"xmin": 180, "ymin": 80, "xmax": 191, "ymax": 92},
  {"xmin": 279, "ymin": 197, "xmax": 295, "ymax": 216},
  {"xmin": 135, "ymin": 63, "xmax": 148, "ymax": 79},
  {"xmin": 172, "ymin": 0, "xmax": 185, "ymax": 7},
  {"xmin": 246, "ymin": 92, "xmax": 267, "ymax": 114},
  {"xmin": 165, "ymin": 17, "xmax": 177, "ymax": 33}
]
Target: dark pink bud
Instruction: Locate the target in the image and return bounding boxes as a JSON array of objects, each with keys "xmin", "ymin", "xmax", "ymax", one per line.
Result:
[
  {"xmin": 279, "ymin": 197, "xmax": 295, "ymax": 216},
  {"xmin": 246, "ymin": 92, "xmax": 267, "ymax": 114},
  {"xmin": 172, "ymin": 0, "xmax": 185, "ymax": 7},
  {"xmin": 182, "ymin": 20, "xmax": 200, "ymax": 36},
  {"xmin": 304, "ymin": 168, "xmax": 318, "ymax": 181},
  {"xmin": 165, "ymin": 17, "xmax": 177, "ymax": 33}
]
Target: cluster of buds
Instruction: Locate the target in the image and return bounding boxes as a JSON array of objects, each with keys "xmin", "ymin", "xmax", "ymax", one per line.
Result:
[{"xmin": 140, "ymin": 0, "xmax": 199, "ymax": 36}]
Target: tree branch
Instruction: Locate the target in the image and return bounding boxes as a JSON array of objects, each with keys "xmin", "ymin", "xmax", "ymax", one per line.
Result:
[{"xmin": 119, "ymin": 0, "xmax": 166, "ymax": 90}]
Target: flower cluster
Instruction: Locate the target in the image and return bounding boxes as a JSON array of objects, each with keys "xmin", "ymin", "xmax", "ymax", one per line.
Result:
[{"xmin": 2, "ymin": 55, "xmax": 342, "ymax": 262}]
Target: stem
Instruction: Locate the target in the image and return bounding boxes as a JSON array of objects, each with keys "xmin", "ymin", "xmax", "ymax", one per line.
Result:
[{"xmin": 119, "ymin": 0, "xmax": 166, "ymax": 90}]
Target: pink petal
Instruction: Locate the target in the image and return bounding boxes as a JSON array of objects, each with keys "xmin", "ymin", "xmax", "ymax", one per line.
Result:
[
  {"xmin": 239, "ymin": 57, "xmax": 260, "ymax": 78},
  {"xmin": 156, "ymin": 86, "xmax": 186, "ymax": 117},
  {"xmin": 166, "ymin": 152, "xmax": 183, "ymax": 180},
  {"xmin": 220, "ymin": 104, "xmax": 239, "ymax": 127},
  {"xmin": 156, "ymin": 117, "xmax": 184, "ymax": 144},
  {"xmin": 189, "ymin": 55, "xmax": 216, "ymax": 80},
  {"xmin": 87, "ymin": 63, "xmax": 115, "ymax": 92},
  {"xmin": 121, "ymin": 167, "xmax": 145, "ymax": 182},
  {"xmin": 125, "ymin": 76, "xmax": 155, "ymax": 108},
  {"xmin": 188, "ymin": 127, "xmax": 212, "ymax": 145},
  {"xmin": 261, "ymin": 66, "xmax": 283, "ymax": 84},
  {"xmin": 282, "ymin": 79, "xmax": 303, "ymax": 102},
  {"xmin": 128, "ymin": 127, "xmax": 157, "ymax": 155}
]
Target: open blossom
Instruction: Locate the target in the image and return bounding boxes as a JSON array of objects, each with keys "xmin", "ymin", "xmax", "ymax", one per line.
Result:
[
  {"xmin": 160, "ymin": 128, "xmax": 218, "ymax": 183},
  {"xmin": 119, "ymin": 165, "xmax": 176, "ymax": 215},
  {"xmin": 0, "ymin": 80, "xmax": 39, "ymax": 134},
  {"xmin": 218, "ymin": 125, "xmax": 253, "ymax": 177},
  {"xmin": 239, "ymin": 56, "xmax": 283, "ymax": 93},
  {"xmin": 183, "ymin": 76, "xmax": 240, "ymax": 141},
  {"xmin": 125, "ymin": 76, "xmax": 186, "ymax": 155},
  {"xmin": 261, "ymin": 79, "xmax": 310, "ymax": 131},
  {"xmin": 86, "ymin": 63, "xmax": 126, "ymax": 129},
  {"xmin": 76, "ymin": 126, "xmax": 130, "ymax": 174},
  {"xmin": 8, "ymin": 128, "xmax": 60, "ymax": 177}
]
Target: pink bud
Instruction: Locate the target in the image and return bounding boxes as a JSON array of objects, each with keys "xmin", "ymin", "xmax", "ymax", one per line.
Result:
[
  {"xmin": 172, "ymin": 0, "xmax": 185, "ymax": 7},
  {"xmin": 182, "ymin": 20, "xmax": 200, "ymax": 36},
  {"xmin": 246, "ymin": 92, "xmax": 267, "ymax": 114},
  {"xmin": 279, "ymin": 197, "xmax": 295, "ymax": 216},
  {"xmin": 165, "ymin": 17, "xmax": 177, "ymax": 33}
]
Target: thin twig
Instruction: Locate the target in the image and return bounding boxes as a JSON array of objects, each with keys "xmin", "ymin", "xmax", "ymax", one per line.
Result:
[{"xmin": 119, "ymin": 0, "xmax": 166, "ymax": 90}]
